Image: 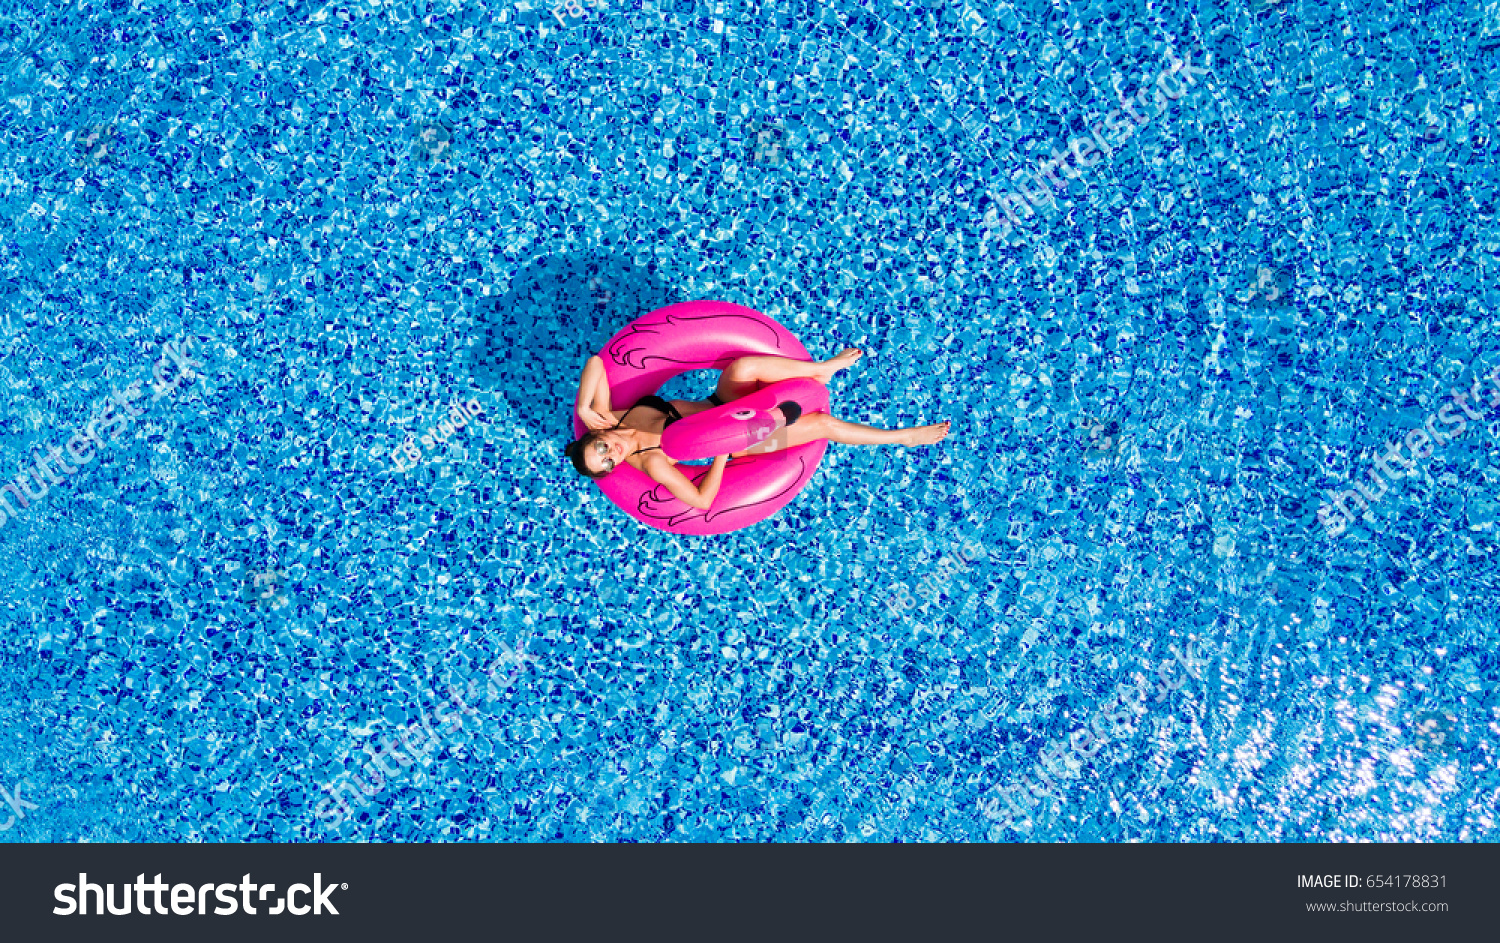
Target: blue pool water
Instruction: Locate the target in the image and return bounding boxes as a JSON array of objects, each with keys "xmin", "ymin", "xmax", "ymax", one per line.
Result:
[{"xmin": 1, "ymin": 0, "xmax": 1497, "ymax": 842}]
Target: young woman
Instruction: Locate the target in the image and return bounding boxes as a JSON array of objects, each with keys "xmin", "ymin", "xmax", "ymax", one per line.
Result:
[{"xmin": 564, "ymin": 348, "xmax": 950, "ymax": 510}]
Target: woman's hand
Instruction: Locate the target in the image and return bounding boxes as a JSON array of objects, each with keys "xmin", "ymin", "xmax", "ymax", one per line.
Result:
[
  {"xmin": 643, "ymin": 451, "xmax": 731, "ymax": 511},
  {"xmin": 578, "ymin": 407, "xmax": 615, "ymax": 432},
  {"xmin": 575, "ymin": 356, "xmax": 615, "ymax": 429}
]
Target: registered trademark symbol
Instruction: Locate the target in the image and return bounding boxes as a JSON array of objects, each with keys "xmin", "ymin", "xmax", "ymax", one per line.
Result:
[{"xmin": 342, "ymin": 883, "xmax": 348, "ymax": 890}]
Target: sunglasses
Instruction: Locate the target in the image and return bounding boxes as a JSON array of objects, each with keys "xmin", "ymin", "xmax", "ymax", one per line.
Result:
[{"xmin": 593, "ymin": 439, "xmax": 616, "ymax": 473}]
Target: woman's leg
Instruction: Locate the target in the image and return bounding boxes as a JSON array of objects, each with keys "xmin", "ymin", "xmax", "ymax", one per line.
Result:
[
  {"xmin": 714, "ymin": 348, "xmax": 864, "ymax": 402},
  {"xmin": 741, "ymin": 411, "xmax": 949, "ymax": 453}
]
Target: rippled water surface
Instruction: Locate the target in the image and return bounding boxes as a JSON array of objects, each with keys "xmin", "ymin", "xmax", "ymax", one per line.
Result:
[{"xmin": 1, "ymin": 0, "xmax": 1497, "ymax": 841}]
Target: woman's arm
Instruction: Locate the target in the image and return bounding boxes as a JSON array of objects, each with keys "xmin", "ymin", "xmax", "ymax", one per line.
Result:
[
  {"xmin": 575, "ymin": 356, "xmax": 615, "ymax": 430},
  {"xmin": 641, "ymin": 452, "xmax": 730, "ymax": 511}
]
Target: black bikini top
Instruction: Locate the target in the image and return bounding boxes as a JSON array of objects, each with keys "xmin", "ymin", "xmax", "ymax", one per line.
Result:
[{"xmin": 615, "ymin": 395, "xmax": 682, "ymax": 456}]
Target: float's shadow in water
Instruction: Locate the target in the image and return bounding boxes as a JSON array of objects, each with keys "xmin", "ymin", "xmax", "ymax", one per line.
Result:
[{"xmin": 466, "ymin": 253, "xmax": 674, "ymax": 442}]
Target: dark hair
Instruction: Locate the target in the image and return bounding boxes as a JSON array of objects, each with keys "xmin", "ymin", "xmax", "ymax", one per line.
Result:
[{"xmin": 564, "ymin": 432, "xmax": 611, "ymax": 479}]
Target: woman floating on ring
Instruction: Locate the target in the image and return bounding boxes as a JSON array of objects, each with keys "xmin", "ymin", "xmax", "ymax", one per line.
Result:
[{"xmin": 564, "ymin": 348, "xmax": 951, "ymax": 510}]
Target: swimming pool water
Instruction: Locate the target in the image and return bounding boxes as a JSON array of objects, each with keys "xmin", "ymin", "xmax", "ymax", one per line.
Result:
[{"xmin": 1, "ymin": 0, "xmax": 1497, "ymax": 842}]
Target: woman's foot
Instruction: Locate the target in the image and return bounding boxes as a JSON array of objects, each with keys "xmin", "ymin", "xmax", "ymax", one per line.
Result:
[
  {"xmin": 812, "ymin": 348, "xmax": 863, "ymax": 385},
  {"xmin": 898, "ymin": 422, "xmax": 950, "ymax": 446}
]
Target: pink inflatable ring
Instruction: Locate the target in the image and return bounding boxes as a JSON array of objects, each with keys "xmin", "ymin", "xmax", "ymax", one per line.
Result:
[{"xmin": 573, "ymin": 301, "xmax": 830, "ymax": 535}]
